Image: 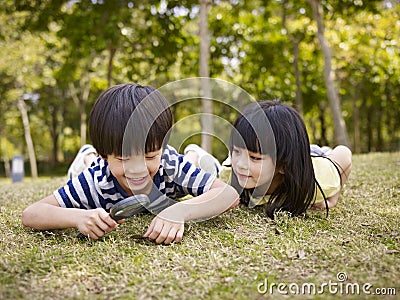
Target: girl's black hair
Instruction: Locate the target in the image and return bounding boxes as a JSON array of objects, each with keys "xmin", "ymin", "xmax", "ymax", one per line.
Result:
[
  {"xmin": 89, "ymin": 83, "xmax": 172, "ymax": 158},
  {"xmin": 229, "ymin": 100, "xmax": 316, "ymax": 219}
]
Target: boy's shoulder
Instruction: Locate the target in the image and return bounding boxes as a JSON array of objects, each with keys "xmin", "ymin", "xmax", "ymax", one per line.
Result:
[
  {"xmin": 162, "ymin": 144, "xmax": 179, "ymax": 155},
  {"xmin": 161, "ymin": 145, "xmax": 181, "ymax": 163},
  {"xmin": 160, "ymin": 145, "xmax": 204, "ymax": 180},
  {"xmin": 84, "ymin": 157, "xmax": 113, "ymax": 186}
]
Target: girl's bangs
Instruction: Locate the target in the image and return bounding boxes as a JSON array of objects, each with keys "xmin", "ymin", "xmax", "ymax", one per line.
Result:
[
  {"xmin": 230, "ymin": 117, "xmax": 261, "ymax": 153},
  {"xmin": 230, "ymin": 109, "xmax": 275, "ymax": 156}
]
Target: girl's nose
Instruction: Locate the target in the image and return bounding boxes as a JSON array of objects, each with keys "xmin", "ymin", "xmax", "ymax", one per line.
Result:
[{"xmin": 236, "ymin": 155, "xmax": 249, "ymax": 170}]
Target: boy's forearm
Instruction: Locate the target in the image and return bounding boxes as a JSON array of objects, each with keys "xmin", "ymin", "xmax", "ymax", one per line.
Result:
[{"xmin": 22, "ymin": 200, "xmax": 81, "ymax": 230}]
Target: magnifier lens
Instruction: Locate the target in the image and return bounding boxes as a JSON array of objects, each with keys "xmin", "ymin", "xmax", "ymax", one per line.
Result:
[
  {"xmin": 115, "ymin": 204, "xmax": 142, "ymax": 217},
  {"xmin": 110, "ymin": 195, "xmax": 150, "ymax": 220}
]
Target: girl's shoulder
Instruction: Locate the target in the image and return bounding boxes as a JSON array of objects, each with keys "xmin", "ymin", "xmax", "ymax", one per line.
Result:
[
  {"xmin": 250, "ymin": 194, "xmax": 270, "ymax": 206},
  {"xmin": 218, "ymin": 166, "xmax": 232, "ymax": 184},
  {"xmin": 311, "ymin": 155, "xmax": 341, "ymax": 202}
]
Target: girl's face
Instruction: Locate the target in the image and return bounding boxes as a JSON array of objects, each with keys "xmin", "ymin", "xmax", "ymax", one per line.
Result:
[
  {"xmin": 231, "ymin": 146, "xmax": 278, "ymax": 194},
  {"xmin": 106, "ymin": 149, "xmax": 163, "ymax": 196}
]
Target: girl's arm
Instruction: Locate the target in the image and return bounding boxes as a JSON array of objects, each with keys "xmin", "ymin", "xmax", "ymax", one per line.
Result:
[
  {"xmin": 165, "ymin": 178, "xmax": 240, "ymax": 220},
  {"xmin": 144, "ymin": 179, "xmax": 239, "ymax": 244},
  {"xmin": 21, "ymin": 195, "xmax": 120, "ymax": 239},
  {"xmin": 312, "ymin": 192, "xmax": 340, "ymax": 209}
]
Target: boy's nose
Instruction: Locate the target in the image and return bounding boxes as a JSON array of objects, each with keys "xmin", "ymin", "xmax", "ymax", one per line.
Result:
[{"xmin": 124, "ymin": 159, "xmax": 148, "ymax": 174}]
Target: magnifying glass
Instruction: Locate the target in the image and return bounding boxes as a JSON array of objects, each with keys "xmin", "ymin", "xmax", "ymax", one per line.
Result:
[
  {"xmin": 77, "ymin": 194, "xmax": 150, "ymax": 239},
  {"xmin": 109, "ymin": 194, "xmax": 150, "ymax": 221}
]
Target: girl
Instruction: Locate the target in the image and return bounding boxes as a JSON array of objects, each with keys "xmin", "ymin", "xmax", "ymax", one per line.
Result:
[{"xmin": 185, "ymin": 100, "xmax": 352, "ymax": 218}]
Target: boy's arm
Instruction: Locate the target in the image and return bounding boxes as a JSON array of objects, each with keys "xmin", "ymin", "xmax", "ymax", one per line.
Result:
[
  {"xmin": 144, "ymin": 179, "xmax": 239, "ymax": 244},
  {"xmin": 22, "ymin": 195, "xmax": 120, "ymax": 239}
]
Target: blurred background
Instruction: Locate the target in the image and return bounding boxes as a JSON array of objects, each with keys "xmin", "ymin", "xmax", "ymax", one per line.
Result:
[{"xmin": 0, "ymin": 0, "xmax": 399, "ymax": 178}]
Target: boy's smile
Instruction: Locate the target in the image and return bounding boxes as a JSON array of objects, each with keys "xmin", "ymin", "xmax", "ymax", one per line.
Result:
[
  {"xmin": 107, "ymin": 149, "xmax": 163, "ymax": 196},
  {"xmin": 126, "ymin": 175, "xmax": 148, "ymax": 186}
]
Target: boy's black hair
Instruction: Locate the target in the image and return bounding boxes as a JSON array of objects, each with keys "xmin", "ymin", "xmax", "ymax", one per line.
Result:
[
  {"xmin": 229, "ymin": 100, "xmax": 316, "ymax": 219},
  {"xmin": 89, "ymin": 83, "xmax": 173, "ymax": 158}
]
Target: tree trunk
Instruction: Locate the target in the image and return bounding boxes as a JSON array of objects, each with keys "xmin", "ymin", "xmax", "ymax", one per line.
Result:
[
  {"xmin": 293, "ymin": 41, "xmax": 303, "ymax": 116},
  {"xmin": 282, "ymin": 1, "xmax": 303, "ymax": 116},
  {"xmin": 48, "ymin": 105, "xmax": 60, "ymax": 163},
  {"xmin": 308, "ymin": 0, "xmax": 350, "ymax": 147},
  {"xmin": 353, "ymin": 96, "xmax": 360, "ymax": 154},
  {"xmin": 199, "ymin": 0, "xmax": 213, "ymax": 153},
  {"xmin": 367, "ymin": 105, "xmax": 373, "ymax": 152},
  {"xmin": 3, "ymin": 154, "xmax": 10, "ymax": 178},
  {"xmin": 376, "ymin": 102, "xmax": 383, "ymax": 151},
  {"xmin": 0, "ymin": 128, "xmax": 11, "ymax": 177},
  {"xmin": 318, "ymin": 102, "xmax": 328, "ymax": 146},
  {"xmin": 17, "ymin": 98, "xmax": 38, "ymax": 178},
  {"xmin": 51, "ymin": 121, "xmax": 59, "ymax": 163},
  {"xmin": 107, "ymin": 47, "xmax": 117, "ymax": 88},
  {"xmin": 69, "ymin": 78, "xmax": 91, "ymax": 146}
]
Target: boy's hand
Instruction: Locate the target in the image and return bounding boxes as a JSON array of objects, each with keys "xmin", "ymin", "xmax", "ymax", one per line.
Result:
[
  {"xmin": 77, "ymin": 208, "xmax": 121, "ymax": 240},
  {"xmin": 144, "ymin": 214, "xmax": 184, "ymax": 244}
]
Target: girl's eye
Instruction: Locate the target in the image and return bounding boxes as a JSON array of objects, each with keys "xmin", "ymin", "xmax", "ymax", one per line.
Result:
[
  {"xmin": 232, "ymin": 148, "xmax": 241, "ymax": 154},
  {"xmin": 250, "ymin": 156, "xmax": 262, "ymax": 161}
]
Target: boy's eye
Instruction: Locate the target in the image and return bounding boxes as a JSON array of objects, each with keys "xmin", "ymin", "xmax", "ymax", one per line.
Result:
[{"xmin": 116, "ymin": 157, "xmax": 129, "ymax": 161}]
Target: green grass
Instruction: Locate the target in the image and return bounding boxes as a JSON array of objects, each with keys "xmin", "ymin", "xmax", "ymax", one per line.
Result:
[{"xmin": 0, "ymin": 152, "xmax": 399, "ymax": 299}]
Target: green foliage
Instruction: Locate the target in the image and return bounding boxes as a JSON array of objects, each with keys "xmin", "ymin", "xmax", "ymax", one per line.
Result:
[{"xmin": 1, "ymin": 0, "xmax": 400, "ymax": 166}]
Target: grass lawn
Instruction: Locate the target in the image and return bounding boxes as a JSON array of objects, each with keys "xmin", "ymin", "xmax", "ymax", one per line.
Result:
[{"xmin": 0, "ymin": 152, "xmax": 399, "ymax": 299}]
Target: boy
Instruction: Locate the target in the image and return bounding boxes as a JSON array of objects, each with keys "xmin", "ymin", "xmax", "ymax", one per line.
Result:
[{"xmin": 22, "ymin": 84, "xmax": 239, "ymax": 244}]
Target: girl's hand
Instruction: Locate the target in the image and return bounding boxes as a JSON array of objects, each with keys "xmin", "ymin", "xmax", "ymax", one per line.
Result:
[
  {"xmin": 77, "ymin": 208, "xmax": 120, "ymax": 240},
  {"xmin": 144, "ymin": 212, "xmax": 184, "ymax": 244}
]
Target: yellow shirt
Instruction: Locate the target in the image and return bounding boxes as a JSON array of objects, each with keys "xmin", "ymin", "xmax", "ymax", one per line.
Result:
[
  {"xmin": 312, "ymin": 156, "xmax": 341, "ymax": 202},
  {"xmin": 218, "ymin": 156, "xmax": 341, "ymax": 206}
]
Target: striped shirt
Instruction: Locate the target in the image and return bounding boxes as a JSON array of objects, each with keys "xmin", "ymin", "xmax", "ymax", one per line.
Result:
[{"xmin": 54, "ymin": 145, "xmax": 216, "ymax": 213}]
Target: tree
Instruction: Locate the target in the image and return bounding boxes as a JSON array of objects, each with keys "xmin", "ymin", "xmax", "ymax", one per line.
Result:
[
  {"xmin": 17, "ymin": 96, "xmax": 38, "ymax": 178},
  {"xmin": 281, "ymin": 0, "xmax": 308, "ymax": 116},
  {"xmin": 199, "ymin": 0, "xmax": 213, "ymax": 153},
  {"xmin": 307, "ymin": 0, "xmax": 350, "ymax": 146}
]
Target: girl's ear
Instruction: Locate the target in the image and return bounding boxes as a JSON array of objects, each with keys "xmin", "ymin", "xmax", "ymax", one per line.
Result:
[{"xmin": 278, "ymin": 167, "xmax": 285, "ymax": 175}]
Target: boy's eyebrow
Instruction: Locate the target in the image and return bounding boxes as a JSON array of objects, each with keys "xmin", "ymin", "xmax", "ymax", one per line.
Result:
[{"xmin": 113, "ymin": 154, "xmax": 131, "ymax": 159}]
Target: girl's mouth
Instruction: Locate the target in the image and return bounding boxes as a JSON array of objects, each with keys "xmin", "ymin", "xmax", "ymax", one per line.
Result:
[{"xmin": 236, "ymin": 172, "xmax": 250, "ymax": 180}]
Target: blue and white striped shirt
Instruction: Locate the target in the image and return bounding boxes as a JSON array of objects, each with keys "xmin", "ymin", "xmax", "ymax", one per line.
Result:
[{"xmin": 54, "ymin": 145, "xmax": 216, "ymax": 212}]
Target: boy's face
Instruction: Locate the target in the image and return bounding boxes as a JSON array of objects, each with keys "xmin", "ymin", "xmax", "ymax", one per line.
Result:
[{"xmin": 107, "ymin": 149, "xmax": 163, "ymax": 196}]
